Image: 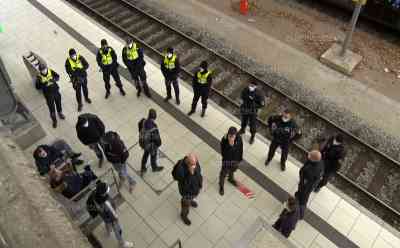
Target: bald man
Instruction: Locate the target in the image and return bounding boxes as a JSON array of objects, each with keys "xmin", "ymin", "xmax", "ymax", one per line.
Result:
[
  {"xmin": 295, "ymin": 150, "xmax": 324, "ymax": 219},
  {"xmin": 172, "ymin": 153, "xmax": 203, "ymax": 225}
]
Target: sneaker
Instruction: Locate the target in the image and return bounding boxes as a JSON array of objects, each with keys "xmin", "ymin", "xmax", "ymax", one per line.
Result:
[
  {"xmin": 219, "ymin": 186, "xmax": 224, "ymax": 196},
  {"xmin": 187, "ymin": 110, "xmax": 195, "ymax": 116},
  {"xmin": 181, "ymin": 215, "xmax": 191, "ymax": 226},
  {"xmin": 105, "ymin": 91, "xmax": 110, "ymax": 99},
  {"xmin": 190, "ymin": 200, "xmax": 198, "ymax": 208},
  {"xmin": 176, "ymin": 99, "xmax": 180, "ymax": 105},
  {"xmin": 152, "ymin": 166, "xmax": 164, "ymax": 172},
  {"xmin": 77, "ymin": 104, "xmax": 83, "ymax": 112},
  {"xmin": 58, "ymin": 112, "xmax": 65, "ymax": 120},
  {"xmin": 164, "ymin": 96, "xmax": 171, "ymax": 102},
  {"xmin": 120, "ymin": 89, "xmax": 126, "ymax": 96},
  {"xmin": 85, "ymin": 98, "xmax": 92, "ymax": 104},
  {"xmin": 120, "ymin": 241, "xmax": 134, "ymax": 248}
]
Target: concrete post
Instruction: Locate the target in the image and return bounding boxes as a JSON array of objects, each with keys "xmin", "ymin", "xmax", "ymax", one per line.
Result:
[{"xmin": 340, "ymin": 3, "xmax": 363, "ymax": 56}]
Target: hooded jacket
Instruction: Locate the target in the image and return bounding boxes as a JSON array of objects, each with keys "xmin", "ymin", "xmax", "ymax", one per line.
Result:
[
  {"xmin": 76, "ymin": 113, "xmax": 105, "ymax": 145},
  {"xmin": 173, "ymin": 157, "xmax": 203, "ymax": 198}
]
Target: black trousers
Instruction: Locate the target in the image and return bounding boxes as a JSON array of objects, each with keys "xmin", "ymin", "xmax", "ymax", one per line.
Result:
[
  {"xmin": 128, "ymin": 66, "xmax": 150, "ymax": 96},
  {"xmin": 241, "ymin": 113, "xmax": 257, "ymax": 134},
  {"xmin": 266, "ymin": 140, "xmax": 290, "ymax": 166},
  {"xmin": 191, "ymin": 86, "xmax": 209, "ymax": 111},
  {"xmin": 317, "ymin": 170, "xmax": 335, "ymax": 189},
  {"xmin": 141, "ymin": 149, "xmax": 158, "ymax": 171},
  {"xmin": 73, "ymin": 77, "xmax": 89, "ymax": 105},
  {"xmin": 45, "ymin": 91, "xmax": 62, "ymax": 116},
  {"xmin": 181, "ymin": 197, "xmax": 196, "ymax": 218},
  {"xmin": 103, "ymin": 67, "xmax": 123, "ymax": 92},
  {"xmin": 165, "ymin": 78, "xmax": 179, "ymax": 99},
  {"xmin": 219, "ymin": 165, "xmax": 236, "ymax": 188}
]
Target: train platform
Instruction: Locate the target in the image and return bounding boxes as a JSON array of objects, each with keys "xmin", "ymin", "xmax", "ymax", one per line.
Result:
[{"xmin": 1, "ymin": 0, "xmax": 400, "ymax": 248}]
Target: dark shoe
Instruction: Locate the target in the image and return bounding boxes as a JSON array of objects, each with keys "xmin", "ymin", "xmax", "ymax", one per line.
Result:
[
  {"xmin": 140, "ymin": 168, "xmax": 147, "ymax": 177},
  {"xmin": 145, "ymin": 93, "xmax": 152, "ymax": 98},
  {"xmin": 152, "ymin": 166, "xmax": 164, "ymax": 172},
  {"xmin": 181, "ymin": 215, "xmax": 191, "ymax": 226},
  {"xmin": 190, "ymin": 200, "xmax": 198, "ymax": 208},
  {"xmin": 120, "ymin": 89, "xmax": 126, "ymax": 96},
  {"xmin": 201, "ymin": 109, "xmax": 206, "ymax": 118},
  {"xmin": 314, "ymin": 187, "xmax": 321, "ymax": 193},
  {"xmin": 58, "ymin": 112, "xmax": 65, "ymax": 120},
  {"xmin": 78, "ymin": 104, "xmax": 83, "ymax": 112},
  {"xmin": 176, "ymin": 98, "xmax": 180, "ymax": 105},
  {"xmin": 264, "ymin": 159, "xmax": 271, "ymax": 166},
  {"xmin": 164, "ymin": 96, "xmax": 171, "ymax": 102},
  {"xmin": 72, "ymin": 159, "xmax": 84, "ymax": 166},
  {"xmin": 136, "ymin": 91, "xmax": 141, "ymax": 97},
  {"xmin": 238, "ymin": 129, "xmax": 245, "ymax": 135},
  {"xmin": 71, "ymin": 153, "xmax": 82, "ymax": 159},
  {"xmin": 98, "ymin": 157, "xmax": 104, "ymax": 168},
  {"xmin": 228, "ymin": 178, "xmax": 238, "ymax": 187},
  {"xmin": 249, "ymin": 136, "xmax": 255, "ymax": 144},
  {"xmin": 280, "ymin": 163, "xmax": 286, "ymax": 171},
  {"xmin": 52, "ymin": 121, "xmax": 57, "ymax": 128},
  {"xmin": 187, "ymin": 110, "xmax": 195, "ymax": 116},
  {"xmin": 85, "ymin": 98, "xmax": 92, "ymax": 104},
  {"xmin": 105, "ymin": 91, "xmax": 110, "ymax": 99},
  {"xmin": 219, "ymin": 186, "xmax": 224, "ymax": 196}
]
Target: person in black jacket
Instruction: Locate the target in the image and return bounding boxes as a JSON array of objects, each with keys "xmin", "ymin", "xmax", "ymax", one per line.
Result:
[
  {"xmin": 161, "ymin": 47, "xmax": 180, "ymax": 105},
  {"xmin": 36, "ymin": 64, "xmax": 65, "ymax": 128},
  {"xmin": 315, "ymin": 134, "xmax": 346, "ymax": 192},
  {"xmin": 33, "ymin": 139, "xmax": 83, "ymax": 175},
  {"xmin": 138, "ymin": 109, "xmax": 164, "ymax": 176},
  {"xmin": 188, "ymin": 61, "xmax": 212, "ymax": 117},
  {"xmin": 122, "ymin": 39, "xmax": 151, "ymax": 98},
  {"xmin": 76, "ymin": 113, "xmax": 106, "ymax": 167},
  {"xmin": 96, "ymin": 39, "xmax": 125, "ymax": 99},
  {"xmin": 295, "ymin": 150, "xmax": 324, "ymax": 219},
  {"xmin": 219, "ymin": 127, "xmax": 243, "ymax": 196},
  {"xmin": 265, "ymin": 109, "xmax": 301, "ymax": 171},
  {"xmin": 238, "ymin": 82, "xmax": 265, "ymax": 144},
  {"xmin": 86, "ymin": 181, "xmax": 134, "ymax": 248},
  {"xmin": 65, "ymin": 48, "xmax": 91, "ymax": 112},
  {"xmin": 273, "ymin": 196, "xmax": 299, "ymax": 238},
  {"xmin": 172, "ymin": 153, "xmax": 203, "ymax": 226},
  {"xmin": 103, "ymin": 131, "xmax": 136, "ymax": 193}
]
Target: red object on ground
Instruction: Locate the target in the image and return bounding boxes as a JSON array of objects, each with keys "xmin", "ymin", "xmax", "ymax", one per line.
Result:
[
  {"xmin": 237, "ymin": 181, "xmax": 254, "ymax": 198},
  {"xmin": 240, "ymin": 0, "xmax": 249, "ymax": 15}
]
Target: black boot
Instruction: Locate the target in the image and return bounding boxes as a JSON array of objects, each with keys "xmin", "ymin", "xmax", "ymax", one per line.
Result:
[
  {"xmin": 238, "ymin": 128, "xmax": 245, "ymax": 135},
  {"xmin": 176, "ymin": 98, "xmax": 181, "ymax": 105},
  {"xmin": 280, "ymin": 163, "xmax": 286, "ymax": 171},
  {"xmin": 219, "ymin": 185, "xmax": 224, "ymax": 196},
  {"xmin": 105, "ymin": 91, "xmax": 110, "ymax": 99},
  {"xmin": 51, "ymin": 113, "xmax": 57, "ymax": 128},
  {"xmin": 249, "ymin": 133, "xmax": 255, "ymax": 144},
  {"xmin": 190, "ymin": 200, "xmax": 198, "ymax": 208},
  {"xmin": 152, "ymin": 166, "xmax": 164, "ymax": 172},
  {"xmin": 187, "ymin": 109, "xmax": 195, "ymax": 116},
  {"xmin": 181, "ymin": 200, "xmax": 191, "ymax": 225},
  {"xmin": 78, "ymin": 104, "xmax": 83, "ymax": 112},
  {"xmin": 201, "ymin": 108, "xmax": 206, "ymax": 118},
  {"xmin": 85, "ymin": 98, "xmax": 92, "ymax": 104},
  {"xmin": 164, "ymin": 96, "xmax": 171, "ymax": 102},
  {"xmin": 58, "ymin": 112, "xmax": 65, "ymax": 120},
  {"xmin": 98, "ymin": 157, "xmax": 104, "ymax": 168},
  {"xmin": 120, "ymin": 88, "xmax": 126, "ymax": 96}
]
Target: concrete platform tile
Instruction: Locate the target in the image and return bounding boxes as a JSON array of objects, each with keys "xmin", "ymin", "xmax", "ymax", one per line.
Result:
[
  {"xmin": 151, "ymin": 198, "xmax": 179, "ymax": 229},
  {"xmin": 311, "ymin": 234, "xmax": 338, "ymax": 248},
  {"xmin": 148, "ymin": 237, "xmax": 168, "ymax": 248},
  {"xmin": 251, "ymin": 190, "xmax": 283, "ymax": 219},
  {"xmin": 175, "ymin": 207, "xmax": 205, "ymax": 236},
  {"xmin": 290, "ymin": 221, "xmax": 319, "ymax": 248},
  {"xmin": 379, "ymin": 228, "xmax": 400, "ymax": 248},
  {"xmin": 200, "ymin": 214, "xmax": 229, "ymax": 244},
  {"xmin": 192, "ymin": 192, "xmax": 219, "ymax": 220},
  {"xmin": 184, "ymin": 231, "xmax": 213, "ymax": 248},
  {"xmin": 160, "ymin": 223, "xmax": 188, "ymax": 247},
  {"xmin": 214, "ymin": 197, "xmax": 243, "ymax": 227},
  {"xmin": 213, "ymin": 238, "xmax": 231, "ymax": 248}
]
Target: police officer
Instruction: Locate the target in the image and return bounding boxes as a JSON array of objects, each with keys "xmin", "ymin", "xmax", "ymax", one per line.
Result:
[
  {"xmin": 314, "ymin": 134, "xmax": 346, "ymax": 192},
  {"xmin": 188, "ymin": 61, "xmax": 212, "ymax": 117},
  {"xmin": 36, "ymin": 64, "xmax": 65, "ymax": 128},
  {"xmin": 96, "ymin": 39, "xmax": 126, "ymax": 99},
  {"xmin": 122, "ymin": 39, "xmax": 151, "ymax": 98},
  {"xmin": 161, "ymin": 47, "xmax": 180, "ymax": 105},
  {"xmin": 65, "ymin": 48, "xmax": 91, "ymax": 112},
  {"xmin": 265, "ymin": 109, "xmax": 301, "ymax": 171},
  {"xmin": 238, "ymin": 82, "xmax": 265, "ymax": 144},
  {"xmin": 219, "ymin": 127, "xmax": 243, "ymax": 196}
]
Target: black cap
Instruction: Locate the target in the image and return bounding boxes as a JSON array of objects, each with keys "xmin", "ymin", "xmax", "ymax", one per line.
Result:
[
  {"xmin": 167, "ymin": 47, "xmax": 174, "ymax": 53},
  {"xmin": 95, "ymin": 181, "xmax": 109, "ymax": 196},
  {"xmin": 335, "ymin": 134, "xmax": 344, "ymax": 143},
  {"xmin": 228, "ymin": 126, "xmax": 237, "ymax": 135},
  {"xmin": 148, "ymin": 108, "xmax": 157, "ymax": 120},
  {"xmin": 38, "ymin": 63, "xmax": 47, "ymax": 71},
  {"xmin": 200, "ymin": 61, "xmax": 208, "ymax": 70},
  {"xmin": 69, "ymin": 48, "xmax": 76, "ymax": 57},
  {"xmin": 101, "ymin": 39, "xmax": 108, "ymax": 47}
]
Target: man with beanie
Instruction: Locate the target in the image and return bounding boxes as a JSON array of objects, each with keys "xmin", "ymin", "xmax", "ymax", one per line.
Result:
[
  {"xmin": 273, "ymin": 196, "xmax": 299, "ymax": 238},
  {"xmin": 238, "ymin": 82, "xmax": 265, "ymax": 144},
  {"xmin": 138, "ymin": 109, "xmax": 164, "ymax": 177},
  {"xmin": 96, "ymin": 39, "xmax": 126, "ymax": 99},
  {"xmin": 188, "ymin": 60, "xmax": 212, "ymax": 117},
  {"xmin": 36, "ymin": 63, "xmax": 65, "ymax": 128},
  {"xmin": 315, "ymin": 134, "xmax": 346, "ymax": 192},
  {"xmin": 76, "ymin": 113, "xmax": 105, "ymax": 168},
  {"xmin": 161, "ymin": 47, "xmax": 180, "ymax": 105},
  {"xmin": 122, "ymin": 39, "xmax": 151, "ymax": 98},
  {"xmin": 295, "ymin": 150, "xmax": 324, "ymax": 219},
  {"xmin": 219, "ymin": 126, "xmax": 243, "ymax": 196},
  {"xmin": 171, "ymin": 153, "xmax": 203, "ymax": 226},
  {"xmin": 65, "ymin": 48, "xmax": 91, "ymax": 112},
  {"xmin": 87, "ymin": 181, "xmax": 134, "ymax": 248},
  {"xmin": 265, "ymin": 109, "xmax": 301, "ymax": 171}
]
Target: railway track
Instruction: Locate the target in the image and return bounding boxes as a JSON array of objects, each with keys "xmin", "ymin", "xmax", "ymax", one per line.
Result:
[{"xmin": 67, "ymin": 0, "xmax": 400, "ymax": 229}]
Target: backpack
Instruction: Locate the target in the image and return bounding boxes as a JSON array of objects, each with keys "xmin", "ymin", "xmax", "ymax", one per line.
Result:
[
  {"xmin": 138, "ymin": 119, "xmax": 157, "ymax": 151},
  {"xmin": 103, "ymin": 131, "xmax": 129, "ymax": 162},
  {"xmin": 171, "ymin": 160, "xmax": 182, "ymax": 181}
]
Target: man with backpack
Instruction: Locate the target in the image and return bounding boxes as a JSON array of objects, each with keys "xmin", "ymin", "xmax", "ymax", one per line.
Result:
[
  {"xmin": 172, "ymin": 153, "xmax": 203, "ymax": 226},
  {"xmin": 138, "ymin": 109, "xmax": 164, "ymax": 177},
  {"xmin": 86, "ymin": 181, "xmax": 134, "ymax": 248},
  {"xmin": 103, "ymin": 131, "xmax": 136, "ymax": 193}
]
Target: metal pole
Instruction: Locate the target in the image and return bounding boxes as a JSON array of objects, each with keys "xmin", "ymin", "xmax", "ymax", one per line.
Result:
[{"xmin": 340, "ymin": 3, "xmax": 363, "ymax": 56}]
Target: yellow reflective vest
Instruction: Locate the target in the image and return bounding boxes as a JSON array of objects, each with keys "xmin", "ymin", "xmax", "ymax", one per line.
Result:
[
  {"xmin": 39, "ymin": 70, "xmax": 54, "ymax": 86},
  {"xmin": 67, "ymin": 55, "xmax": 84, "ymax": 71},
  {"xmin": 197, "ymin": 71, "xmax": 211, "ymax": 85},
  {"xmin": 163, "ymin": 54, "xmax": 176, "ymax": 70},
  {"xmin": 126, "ymin": 43, "xmax": 139, "ymax": 60},
  {"xmin": 99, "ymin": 48, "xmax": 113, "ymax": 65}
]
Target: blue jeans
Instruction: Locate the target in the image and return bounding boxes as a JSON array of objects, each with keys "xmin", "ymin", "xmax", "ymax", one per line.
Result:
[
  {"xmin": 113, "ymin": 162, "xmax": 136, "ymax": 186},
  {"xmin": 105, "ymin": 220, "xmax": 124, "ymax": 244}
]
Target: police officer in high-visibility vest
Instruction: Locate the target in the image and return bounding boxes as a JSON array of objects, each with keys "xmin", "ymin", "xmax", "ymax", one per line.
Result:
[
  {"xmin": 36, "ymin": 64, "xmax": 65, "ymax": 128},
  {"xmin": 65, "ymin": 48, "xmax": 91, "ymax": 112},
  {"xmin": 122, "ymin": 39, "xmax": 151, "ymax": 98},
  {"xmin": 188, "ymin": 61, "xmax": 212, "ymax": 117},
  {"xmin": 161, "ymin": 47, "xmax": 180, "ymax": 105},
  {"xmin": 96, "ymin": 39, "xmax": 126, "ymax": 99}
]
